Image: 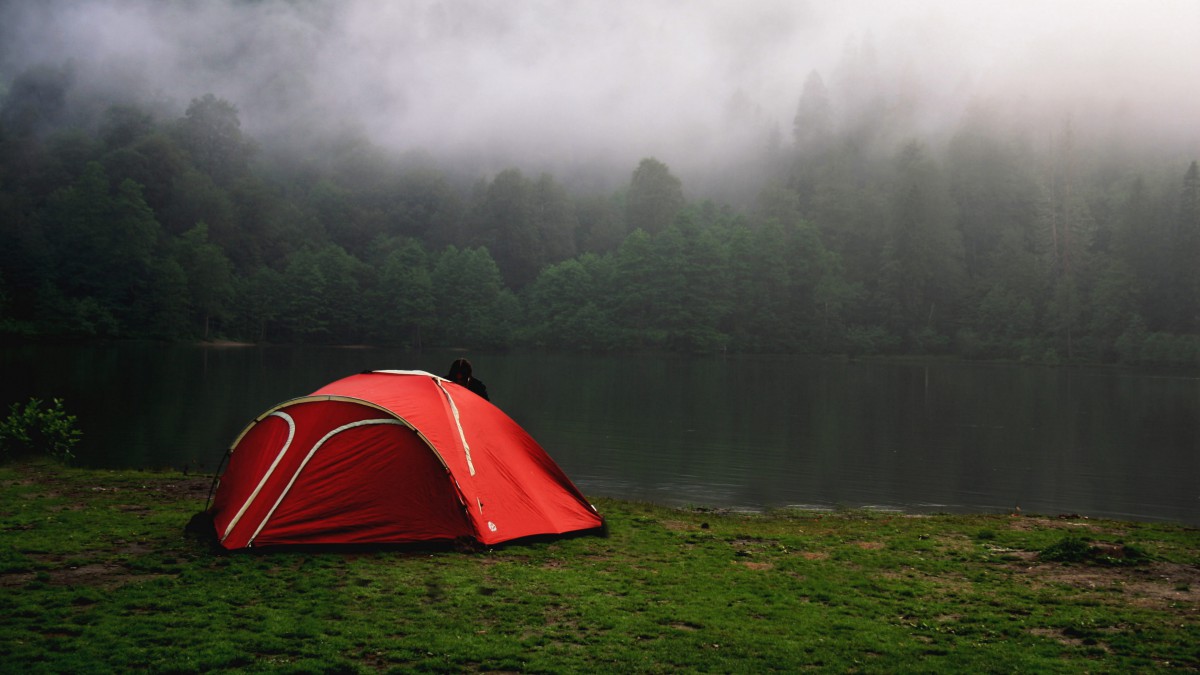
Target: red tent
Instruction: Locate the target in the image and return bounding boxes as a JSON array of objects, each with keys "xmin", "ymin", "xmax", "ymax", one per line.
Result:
[{"xmin": 208, "ymin": 370, "xmax": 602, "ymax": 549}]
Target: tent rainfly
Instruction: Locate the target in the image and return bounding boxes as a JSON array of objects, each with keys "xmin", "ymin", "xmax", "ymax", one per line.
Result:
[{"xmin": 205, "ymin": 370, "xmax": 603, "ymax": 549}]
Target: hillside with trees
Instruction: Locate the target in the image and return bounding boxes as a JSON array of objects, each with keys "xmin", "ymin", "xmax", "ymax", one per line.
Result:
[{"xmin": 0, "ymin": 60, "xmax": 1197, "ymax": 366}]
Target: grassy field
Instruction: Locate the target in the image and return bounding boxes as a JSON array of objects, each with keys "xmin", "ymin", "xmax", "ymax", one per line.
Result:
[{"xmin": 1, "ymin": 460, "xmax": 1197, "ymax": 673}]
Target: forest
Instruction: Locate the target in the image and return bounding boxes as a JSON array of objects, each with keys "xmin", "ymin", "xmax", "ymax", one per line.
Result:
[{"xmin": 0, "ymin": 60, "xmax": 1198, "ymax": 366}]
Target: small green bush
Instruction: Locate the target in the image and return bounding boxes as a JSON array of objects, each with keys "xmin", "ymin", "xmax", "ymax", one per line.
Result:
[
  {"xmin": 0, "ymin": 397, "xmax": 82, "ymax": 463},
  {"xmin": 1039, "ymin": 536, "xmax": 1093, "ymax": 563},
  {"xmin": 1039, "ymin": 535, "xmax": 1151, "ymax": 566}
]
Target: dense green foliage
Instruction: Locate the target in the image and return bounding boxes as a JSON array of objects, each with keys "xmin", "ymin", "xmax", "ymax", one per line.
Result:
[
  {"xmin": 0, "ymin": 398, "xmax": 81, "ymax": 463},
  {"xmin": 1, "ymin": 61, "xmax": 1197, "ymax": 365},
  {"xmin": 1, "ymin": 463, "xmax": 1198, "ymax": 671}
]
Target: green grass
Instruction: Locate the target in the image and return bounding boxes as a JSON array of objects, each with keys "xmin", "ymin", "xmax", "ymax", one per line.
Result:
[{"xmin": 2, "ymin": 460, "xmax": 1198, "ymax": 672}]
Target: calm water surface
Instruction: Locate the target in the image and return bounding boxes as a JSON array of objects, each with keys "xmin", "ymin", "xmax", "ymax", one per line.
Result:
[{"xmin": 3, "ymin": 344, "xmax": 1197, "ymax": 525}]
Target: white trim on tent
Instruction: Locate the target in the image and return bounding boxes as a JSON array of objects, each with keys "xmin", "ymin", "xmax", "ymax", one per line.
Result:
[
  {"xmin": 373, "ymin": 369, "xmax": 440, "ymax": 379},
  {"xmin": 247, "ymin": 418, "xmax": 405, "ymax": 547},
  {"xmin": 221, "ymin": 411, "xmax": 296, "ymax": 543},
  {"xmin": 434, "ymin": 379, "xmax": 475, "ymax": 477}
]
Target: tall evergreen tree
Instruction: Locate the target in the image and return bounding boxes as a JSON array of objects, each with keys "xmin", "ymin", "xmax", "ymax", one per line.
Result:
[
  {"xmin": 1172, "ymin": 161, "xmax": 1200, "ymax": 331},
  {"xmin": 133, "ymin": 256, "xmax": 190, "ymax": 339},
  {"xmin": 880, "ymin": 141, "xmax": 965, "ymax": 347},
  {"xmin": 277, "ymin": 244, "xmax": 369, "ymax": 344},
  {"xmin": 175, "ymin": 94, "xmax": 255, "ymax": 186},
  {"xmin": 626, "ymin": 158, "xmax": 684, "ymax": 235},
  {"xmin": 725, "ymin": 221, "xmax": 791, "ymax": 351},
  {"xmin": 522, "ymin": 255, "xmax": 616, "ymax": 350},
  {"xmin": 371, "ymin": 239, "xmax": 435, "ymax": 347},
  {"xmin": 532, "ymin": 172, "xmax": 577, "ymax": 266},
  {"xmin": 946, "ymin": 106, "xmax": 1039, "ymax": 281},
  {"xmin": 1037, "ymin": 120, "xmax": 1099, "ymax": 357},
  {"xmin": 574, "ymin": 193, "xmax": 624, "ymax": 254},
  {"xmin": 229, "ymin": 267, "xmax": 284, "ymax": 343},
  {"xmin": 431, "ymin": 246, "xmax": 512, "ymax": 349},
  {"xmin": 610, "ymin": 230, "xmax": 666, "ymax": 346},
  {"xmin": 793, "ymin": 70, "xmax": 833, "ymax": 153},
  {"xmin": 473, "ymin": 168, "xmax": 540, "ymax": 289},
  {"xmin": 172, "ymin": 223, "xmax": 235, "ymax": 339}
]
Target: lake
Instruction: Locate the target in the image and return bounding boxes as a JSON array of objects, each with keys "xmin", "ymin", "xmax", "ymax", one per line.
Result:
[{"xmin": 3, "ymin": 343, "xmax": 1197, "ymax": 526}]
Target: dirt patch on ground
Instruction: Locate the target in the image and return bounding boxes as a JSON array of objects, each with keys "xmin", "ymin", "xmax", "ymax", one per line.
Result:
[
  {"xmin": 0, "ymin": 571, "xmax": 37, "ymax": 588},
  {"xmin": 662, "ymin": 520, "xmax": 698, "ymax": 531},
  {"xmin": 1015, "ymin": 560, "xmax": 1200, "ymax": 613},
  {"xmin": 88, "ymin": 479, "xmax": 214, "ymax": 505},
  {"xmin": 0, "ymin": 560, "xmax": 173, "ymax": 590},
  {"xmin": 52, "ymin": 563, "xmax": 170, "ymax": 589},
  {"xmin": 1007, "ymin": 516, "xmax": 1113, "ymax": 534},
  {"xmin": 1029, "ymin": 626, "xmax": 1115, "ymax": 651},
  {"xmin": 12, "ymin": 463, "xmax": 214, "ymax": 505}
]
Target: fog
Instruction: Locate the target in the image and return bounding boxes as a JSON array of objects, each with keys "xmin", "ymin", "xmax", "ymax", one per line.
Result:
[{"xmin": 2, "ymin": 0, "xmax": 1198, "ymax": 192}]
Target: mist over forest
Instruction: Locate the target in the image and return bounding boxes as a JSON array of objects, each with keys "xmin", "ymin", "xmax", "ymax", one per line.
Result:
[
  {"xmin": 1, "ymin": 0, "xmax": 1198, "ymax": 364},
  {"xmin": 4, "ymin": 0, "xmax": 1199, "ymax": 194}
]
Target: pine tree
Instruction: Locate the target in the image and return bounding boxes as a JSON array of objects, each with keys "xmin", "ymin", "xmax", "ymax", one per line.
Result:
[{"xmin": 626, "ymin": 158, "xmax": 684, "ymax": 235}]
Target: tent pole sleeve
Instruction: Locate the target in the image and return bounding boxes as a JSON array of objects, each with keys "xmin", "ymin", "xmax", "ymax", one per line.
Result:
[
  {"xmin": 434, "ymin": 380, "xmax": 475, "ymax": 476},
  {"xmin": 221, "ymin": 411, "xmax": 296, "ymax": 543}
]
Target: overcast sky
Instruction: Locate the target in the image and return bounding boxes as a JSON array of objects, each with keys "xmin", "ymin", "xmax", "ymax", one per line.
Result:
[{"xmin": 2, "ymin": 0, "xmax": 1198, "ymax": 182}]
